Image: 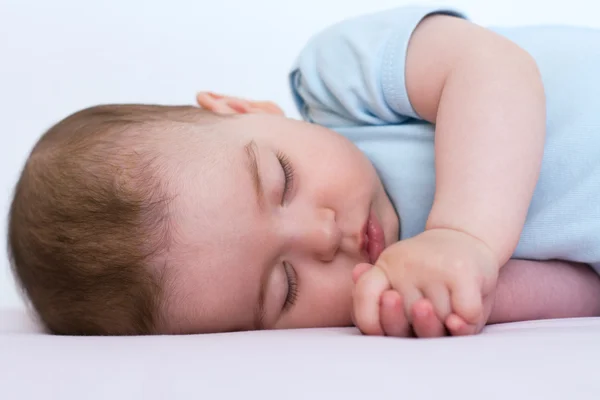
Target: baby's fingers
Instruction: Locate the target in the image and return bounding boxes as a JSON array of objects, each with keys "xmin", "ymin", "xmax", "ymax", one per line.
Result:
[
  {"xmin": 352, "ymin": 263, "xmax": 373, "ymax": 284},
  {"xmin": 446, "ymin": 290, "xmax": 495, "ymax": 336},
  {"xmin": 379, "ymin": 290, "xmax": 411, "ymax": 337},
  {"xmin": 422, "ymin": 283, "xmax": 452, "ymax": 322},
  {"xmin": 353, "ymin": 265, "xmax": 391, "ymax": 336},
  {"xmin": 411, "ymin": 299, "xmax": 447, "ymax": 338},
  {"xmin": 445, "ymin": 314, "xmax": 477, "ymax": 336},
  {"xmin": 450, "ymin": 280, "xmax": 483, "ymax": 325}
]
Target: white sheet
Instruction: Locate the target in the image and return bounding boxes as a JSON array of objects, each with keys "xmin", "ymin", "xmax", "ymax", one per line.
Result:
[{"xmin": 1, "ymin": 308, "xmax": 599, "ymax": 400}]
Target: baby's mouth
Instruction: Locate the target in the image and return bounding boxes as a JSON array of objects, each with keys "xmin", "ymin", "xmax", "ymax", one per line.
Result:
[{"xmin": 360, "ymin": 211, "xmax": 385, "ymax": 264}]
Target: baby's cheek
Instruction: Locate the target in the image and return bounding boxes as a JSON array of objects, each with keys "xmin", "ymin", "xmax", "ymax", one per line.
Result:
[
  {"xmin": 308, "ymin": 268, "xmax": 354, "ymax": 326},
  {"xmin": 275, "ymin": 267, "xmax": 354, "ymax": 329}
]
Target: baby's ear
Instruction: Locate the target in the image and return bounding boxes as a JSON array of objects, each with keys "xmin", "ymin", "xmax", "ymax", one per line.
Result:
[{"xmin": 196, "ymin": 92, "xmax": 284, "ymax": 116}]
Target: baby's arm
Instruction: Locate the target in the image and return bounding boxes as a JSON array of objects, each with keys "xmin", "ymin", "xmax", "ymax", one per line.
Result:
[
  {"xmin": 372, "ymin": 15, "xmax": 547, "ymax": 334},
  {"xmin": 490, "ymin": 259, "xmax": 600, "ymax": 324},
  {"xmin": 409, "ymin": 15, "xmax": 546, "ymax": 265}
]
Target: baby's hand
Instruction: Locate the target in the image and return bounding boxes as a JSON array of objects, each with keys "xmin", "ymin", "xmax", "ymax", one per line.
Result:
[{"xmin": 352, "ymin": 229, "xmax": 499, "ymax": 337}]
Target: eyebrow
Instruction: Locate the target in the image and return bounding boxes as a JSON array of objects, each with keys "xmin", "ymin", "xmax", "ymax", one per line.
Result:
[
  {"xmin": 244, "ymin": 140, "xmax": 266, "ymax": 212},
  {"xmin": 244, "ymin": 140, "xmax": 267, "ymax": 330}
]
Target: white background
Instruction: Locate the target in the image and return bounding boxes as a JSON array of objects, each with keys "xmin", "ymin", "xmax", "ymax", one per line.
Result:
[{"xmin": 1, "ymin": 0, "xmax": 599, "ymax": 310}]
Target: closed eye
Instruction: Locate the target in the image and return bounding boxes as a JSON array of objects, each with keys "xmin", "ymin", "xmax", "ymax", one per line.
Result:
[
  {"xmin": 282, "ymin": 261, "xmax": 298, "ymax": 311},
  {"xmin": 276, "ymin": 151, "xmax": 294, "ymax": 205}
]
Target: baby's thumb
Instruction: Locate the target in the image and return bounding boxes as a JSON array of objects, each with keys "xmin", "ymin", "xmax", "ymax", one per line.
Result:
[{"xmin": 352, "ymin": 263, "xmax": 374, "ymax": 284}]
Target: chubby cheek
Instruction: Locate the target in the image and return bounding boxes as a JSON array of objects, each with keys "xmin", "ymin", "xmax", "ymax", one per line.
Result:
[{"xmin": 274, "ymin": 268, "xmax": 354, "ymax": 330}]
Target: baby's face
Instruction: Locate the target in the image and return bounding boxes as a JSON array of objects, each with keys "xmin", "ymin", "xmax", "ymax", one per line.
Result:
[{"xmin": 161, "ymin": 113, "xmax": 399, "ymax": 334}]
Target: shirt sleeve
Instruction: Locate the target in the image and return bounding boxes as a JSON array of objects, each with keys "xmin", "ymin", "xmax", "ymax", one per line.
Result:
[{"xmin": 289, "ymin": 5, "xmax": 467, "ymax": 128}]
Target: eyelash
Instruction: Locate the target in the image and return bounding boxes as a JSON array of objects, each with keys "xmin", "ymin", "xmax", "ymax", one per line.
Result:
[
  {"xmin": 276, "ymin": 150, "xmax": 297, "ymax": 311},
  {"xmin": 282, "ymin": 261, "xmax": 298, "ymax": 311},
  {"xmin": 276, "ymin": 151, "xmax": 294, "ymax": 204}
]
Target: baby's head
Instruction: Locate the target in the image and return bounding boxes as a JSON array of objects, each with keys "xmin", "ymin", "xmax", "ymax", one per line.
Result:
[{"xmin": 8, "ymin": 94, "xmax": 399, "ymax": 335}]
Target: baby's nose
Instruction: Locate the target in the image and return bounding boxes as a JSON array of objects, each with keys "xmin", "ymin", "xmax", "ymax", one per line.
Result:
[{"xmin": 296, "ymin": 207, "xmax": 341, "ymax": 262}]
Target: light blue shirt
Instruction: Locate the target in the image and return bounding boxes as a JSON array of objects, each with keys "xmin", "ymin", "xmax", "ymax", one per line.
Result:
[{"xmin": 289, "ymin": 5, "xmax": 600, "ymax": 272}]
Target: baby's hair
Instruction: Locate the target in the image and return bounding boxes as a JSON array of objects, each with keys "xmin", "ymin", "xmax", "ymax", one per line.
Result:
[{"xmin": 7, "ymin": 103, "xmax": 218, "ymax": 335}]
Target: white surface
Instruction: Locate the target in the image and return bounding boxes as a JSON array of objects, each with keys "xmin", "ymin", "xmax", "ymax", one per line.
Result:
[
  {"xmin": 1, "ymin": 308, "xmax": 600, "ymax": 399},
  {"xmin": 1, "ymin": 0, "xmax": 599, "ymax": 308}
]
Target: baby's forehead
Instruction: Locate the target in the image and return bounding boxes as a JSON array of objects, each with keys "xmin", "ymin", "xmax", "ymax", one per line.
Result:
[
  {"xmin": 156, "ymin": 125, "xmax": 250, "ymax": 206},
  {"xmin": 138, "ymin": 120, "xmax": 230, "ymax": 167}
]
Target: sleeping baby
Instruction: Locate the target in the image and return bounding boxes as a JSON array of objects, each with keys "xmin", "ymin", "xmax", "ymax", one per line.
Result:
[{"xmin": 8, "ymin": 5, "xmax": 600, "ymax": 336}]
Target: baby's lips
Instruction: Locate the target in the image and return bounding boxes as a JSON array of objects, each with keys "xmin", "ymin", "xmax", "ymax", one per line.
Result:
[{"xmin": 352, "ymin": 263, "xmax": 374, "ymax": 284}]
